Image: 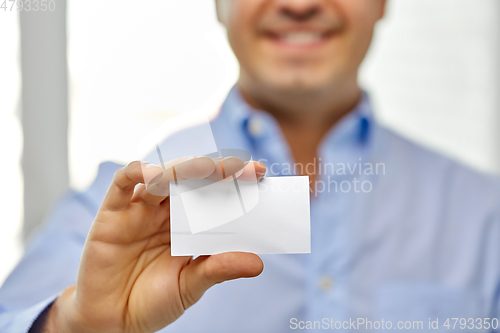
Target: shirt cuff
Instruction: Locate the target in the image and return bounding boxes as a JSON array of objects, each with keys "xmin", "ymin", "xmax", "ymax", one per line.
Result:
[{"xmin": 0, "ymin": 294, "xmax": 59, "ymax": 333}]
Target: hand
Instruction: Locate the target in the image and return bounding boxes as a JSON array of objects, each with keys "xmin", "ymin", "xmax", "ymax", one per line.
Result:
[{"xmin": 44, "ymin": 156, "xmax": 266, "ymax": 333}]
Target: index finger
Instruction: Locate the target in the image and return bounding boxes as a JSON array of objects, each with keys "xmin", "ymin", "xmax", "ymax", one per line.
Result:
[
  {"xmin": 103, "ymin": 161, "xmax": 163, "ymax": 211},
  {"xmin": 145, "ymin": 156, "xmax": 217, "ymax": 196}
]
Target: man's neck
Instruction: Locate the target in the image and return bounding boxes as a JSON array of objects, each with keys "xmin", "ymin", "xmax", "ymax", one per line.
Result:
[
  {"xmin": 237, "ymin": 77, "xmax": 362, "ymax": 187},
  {"xmin": 238, "ymin": 76, "xmax": 361, "ymax": 129}
]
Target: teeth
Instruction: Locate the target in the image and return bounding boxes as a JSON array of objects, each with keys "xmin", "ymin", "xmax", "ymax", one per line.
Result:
[{"xmin": 280, "ymin": 32, "xmax": 322, "ymax": 44}]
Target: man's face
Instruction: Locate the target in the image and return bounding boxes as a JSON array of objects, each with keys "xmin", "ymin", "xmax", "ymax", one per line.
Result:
[{"xmin": 218, "ymin": 0, "xmax": 385, "ymax": 93}]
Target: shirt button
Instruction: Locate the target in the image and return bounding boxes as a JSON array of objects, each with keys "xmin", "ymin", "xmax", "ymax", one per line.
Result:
[
  {"xmin": 247, "ymin": 117, "xmax": 265, "ymax": 137},
  {"xmin": 318, "ymin": 276, "xmax": 335, "ymax": 292}
]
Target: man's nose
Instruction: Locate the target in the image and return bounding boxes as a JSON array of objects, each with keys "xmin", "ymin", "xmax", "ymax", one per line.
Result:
[{"xmin": 276, "ymin": 0, "xmax": 322, "ymax": 21}]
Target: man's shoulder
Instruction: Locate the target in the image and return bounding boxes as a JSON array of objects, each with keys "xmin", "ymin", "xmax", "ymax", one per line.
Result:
[{"xmin": 374, "ymin": 124, "xmax": 500, "ymax": 209}]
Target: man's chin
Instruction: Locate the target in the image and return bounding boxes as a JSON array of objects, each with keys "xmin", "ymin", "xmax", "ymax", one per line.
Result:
[
  {"xmin": 265, "ymin": 76, "xmax": 332, "ymax": 95},
  {"xmin": 257, "ymin": 66, "xmax": 335, "ymax": 92}
]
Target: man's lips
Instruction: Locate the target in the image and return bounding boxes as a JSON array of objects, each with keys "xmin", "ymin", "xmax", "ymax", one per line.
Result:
[{"xmin": 263, "ymin": 30, "xmax": 335, "ymax": 48}]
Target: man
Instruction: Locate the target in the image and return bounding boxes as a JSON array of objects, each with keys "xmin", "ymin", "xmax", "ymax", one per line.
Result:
[{"xmin": 1, "ymin": 0, "xmax": 500, "ymax": 332}]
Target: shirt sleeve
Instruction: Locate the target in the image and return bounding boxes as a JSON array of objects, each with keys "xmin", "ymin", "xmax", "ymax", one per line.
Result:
[
  {"xmin": 0, "ymin": 162, "xmax": 120, "ymax": 333},
  {"xmin": 0, "ymin": 191, "xmax": 97, "ymax": 333}
]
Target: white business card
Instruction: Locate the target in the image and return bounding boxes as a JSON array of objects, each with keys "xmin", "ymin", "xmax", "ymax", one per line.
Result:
[{"xmin": 170, "ymin": 176, "xmax": 311, "ymax": 256}]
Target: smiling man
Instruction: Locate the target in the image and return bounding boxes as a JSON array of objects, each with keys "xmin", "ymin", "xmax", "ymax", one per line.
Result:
[
  {"xmin": 229, "ymin": 0, "xmax": 381, "ymax": 188},
  {"xmin": 1, "ymin": 0, "xmax": 500, "ymax": 332}
]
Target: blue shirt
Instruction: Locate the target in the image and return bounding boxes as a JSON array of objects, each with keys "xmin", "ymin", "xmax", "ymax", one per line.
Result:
[{"xmin": 1, "ymin": 87, "xmax": 500, "ymax": 332}]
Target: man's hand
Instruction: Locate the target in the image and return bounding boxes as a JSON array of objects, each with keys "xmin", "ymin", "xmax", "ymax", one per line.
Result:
[{"xmin": 44, "ymin": 156, "xmax": 266, "ymax": 333}]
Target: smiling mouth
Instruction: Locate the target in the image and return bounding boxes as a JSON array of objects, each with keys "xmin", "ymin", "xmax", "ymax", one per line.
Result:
[{"xmin": 265, "ymin": 30, "xmax": 335, "ymax": 47}]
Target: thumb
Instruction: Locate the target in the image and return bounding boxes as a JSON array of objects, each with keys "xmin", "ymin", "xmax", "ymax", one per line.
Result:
[{"xmin": 178, "ymin": 252, "xmax": 263, "ymax": 309}]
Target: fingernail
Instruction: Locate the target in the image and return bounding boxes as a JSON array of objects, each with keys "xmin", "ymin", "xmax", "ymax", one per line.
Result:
[{"xmin": 145, "ymin": 163, "xmax": 160, "ymax": 169}]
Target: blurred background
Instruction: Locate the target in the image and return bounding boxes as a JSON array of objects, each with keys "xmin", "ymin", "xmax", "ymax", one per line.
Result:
[{"xmin": 1, "ymin": 0, "xmax": 499, "ymax": 284}]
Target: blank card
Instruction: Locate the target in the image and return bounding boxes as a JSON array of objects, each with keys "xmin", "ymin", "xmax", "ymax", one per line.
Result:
[{"xmin": 170, "ymin": 176, "xmax": 311, "ymax": 256}]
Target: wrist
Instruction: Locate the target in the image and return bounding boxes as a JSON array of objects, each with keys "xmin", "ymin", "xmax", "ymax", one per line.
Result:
[
  {"xmin": 46, "ymin": 286, "xmax": 126, "ymax": 333},
  {"xmin": 44, "ymin": 286, "xmax": 84, "ymax": 333}
]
